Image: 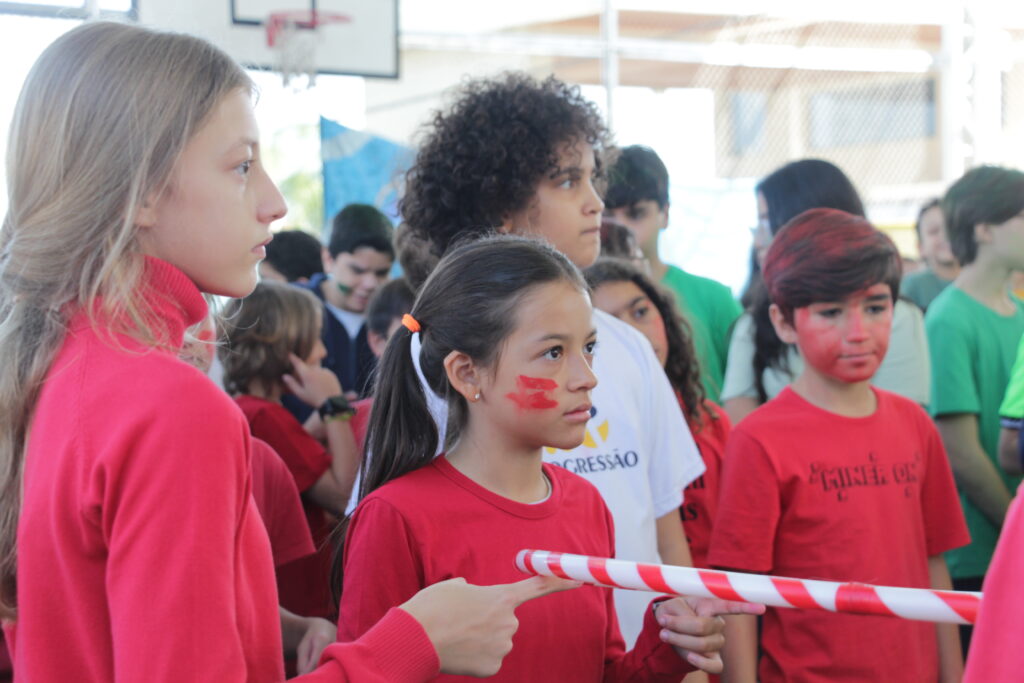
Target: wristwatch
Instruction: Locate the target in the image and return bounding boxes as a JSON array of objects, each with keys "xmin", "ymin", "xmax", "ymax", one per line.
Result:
[{"xmin": 318, "ymin": 395, "xmax": 357, "ymax": 422}]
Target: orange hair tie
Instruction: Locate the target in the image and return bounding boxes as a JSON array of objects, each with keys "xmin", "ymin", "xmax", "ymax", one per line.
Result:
[{"xmin": 402, "ymin": 313, "xmax": 421, "ymax": 333}]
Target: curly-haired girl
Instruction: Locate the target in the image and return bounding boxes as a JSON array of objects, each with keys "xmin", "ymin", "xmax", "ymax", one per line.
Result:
[
  {"xmin": 586, "ymin": 258, "xmax": 731, "ymax": 568},
  {"xmin": 398, "ymin": 72, "xmax": 706, "ymax": 645}
]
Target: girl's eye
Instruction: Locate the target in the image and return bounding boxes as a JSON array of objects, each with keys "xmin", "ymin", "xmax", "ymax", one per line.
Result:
[
  {"xmin": 817, "ymin": 308, "xmax": 842, "ymax": 319},
  {"xmin": 584, "ymin": 340, "xmax": 598, "ymax": 355},
  {"xmin": 235, "ymin": 160, "xmax": 253, "ymax": 175},
  {"xmin": 628, "ymin": 207, "xmax": 646, "ymax": 220},
  {"xmin": 557, "ymin": 174, "xmax": 581, "ymax": 189},
  {"xmin": 632, "ymin": 305, "xmax": 649, "ymax": 321},
  {"xmin": 868, "ymin": 304, "xmax": 889, "ymax": 315},
  {"xmin": 542, "ymin": 346, "xmax": 564, "ymax": 360}
]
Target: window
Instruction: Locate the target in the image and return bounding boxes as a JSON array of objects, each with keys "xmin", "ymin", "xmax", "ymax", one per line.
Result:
[
  {"xmin": 809, "ymin": 79, "xmax": 935, "ymax": 148},
  {"xmin": 730, "ymin": 91, "xmax": 767, "ymax": 155}
]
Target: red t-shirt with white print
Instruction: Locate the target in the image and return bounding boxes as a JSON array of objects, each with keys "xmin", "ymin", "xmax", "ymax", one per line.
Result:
[{"xmin": 708, "ymin": 387, "xmax": 969, "ymax": 683}]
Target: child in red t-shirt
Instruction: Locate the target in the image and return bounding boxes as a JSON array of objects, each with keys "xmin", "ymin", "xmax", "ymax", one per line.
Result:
[
  {"xmin": 339, "ymin": 236, "xmax": 763, "ymax": 682},
  {"xmin": 707, "ymin": 209, "xmax": 970, "ymax": 683},
  {"xmin": 219, "ymin": 281, "xmax": 361, "ymax": 620},
  {"xmin": 586, "ymin": 258, "xmax": 731, "ymax": 569}
]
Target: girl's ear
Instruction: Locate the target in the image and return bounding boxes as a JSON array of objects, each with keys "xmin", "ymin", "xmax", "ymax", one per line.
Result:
[
  {"xmin": 497, "ymin": 217, "xmax": 515, "ymax": 235},
  {"xmin": 974, "ymin": 222, "xmax": 993, "ymax": 246},
  {"xmin": 134, "ymin": 197, "xmax": 158, "ymax": 229},
  {"xmin": 768, "ymin": 303, "xmax": 799, "ymax": 344},
  {"xmin": 443, "ymin": 350, "xmax": 482, "ymax": 402}
]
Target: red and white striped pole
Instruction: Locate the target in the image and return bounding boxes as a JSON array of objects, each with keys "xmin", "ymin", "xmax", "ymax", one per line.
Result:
[{"xmin": 516, "ymin": 549, "xmax": 981, "ymax": 625}]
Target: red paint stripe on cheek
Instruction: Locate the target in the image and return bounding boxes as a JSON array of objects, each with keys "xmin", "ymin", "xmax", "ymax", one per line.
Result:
[
  {"xmin": 506, "ymin": 375, "xmax": 559, "ymax": 410},
  {"xmin": 518, "ymin": 375, "xmax": 557, "ymax": 390}
]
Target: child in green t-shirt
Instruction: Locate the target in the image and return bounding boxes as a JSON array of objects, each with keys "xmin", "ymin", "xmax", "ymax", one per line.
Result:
[
  {"xmin": 602, "ymin": 145, "xmax": 741, "ymax": 402},
  {"xmin": 925, "ymin": 165, "xmax": 1024, "ymax": 649}
]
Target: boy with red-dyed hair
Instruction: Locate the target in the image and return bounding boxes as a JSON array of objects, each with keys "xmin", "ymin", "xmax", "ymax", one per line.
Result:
[{"xmin": 708, "ymin": 208, "xmax": 969, "ymax": 682}]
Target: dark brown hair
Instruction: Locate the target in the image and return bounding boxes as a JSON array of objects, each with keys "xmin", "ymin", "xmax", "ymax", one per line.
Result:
[{"xmin": 763, "ymin": 208, "xmax": 901, "ymax": 322}]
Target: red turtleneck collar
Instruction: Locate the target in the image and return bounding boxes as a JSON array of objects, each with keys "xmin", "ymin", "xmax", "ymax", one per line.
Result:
[{"xmin": 72, "ymin": 256, "xmax": 209, "ymax": 351}]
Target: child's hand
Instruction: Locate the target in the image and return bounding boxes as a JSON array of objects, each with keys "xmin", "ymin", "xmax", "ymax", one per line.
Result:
[
  {"xmin": 295, "ymin": 616, "xmax": 336, "ymax": 675},
  {"xmin": 401, "ymin": 575, "xmax": 581, "ymax": 677},
  {"xmin": 283, "ymin": 353, "xmax": 344, "ymax": 408},
  {"xmin": 654, "ymin": 596, "xmax": 766, "ymax": 674}
]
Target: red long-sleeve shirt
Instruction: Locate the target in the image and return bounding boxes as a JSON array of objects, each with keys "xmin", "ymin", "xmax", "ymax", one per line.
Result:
[
  {"xmin": 339, "ymin": 458, "xmax": 693, "ymax": 682},
  {"xmin": 9, "ymin": 257, "xmax": 438, "ymax": 682}
]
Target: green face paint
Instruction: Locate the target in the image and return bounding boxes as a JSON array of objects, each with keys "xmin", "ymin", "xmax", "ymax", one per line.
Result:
[{"xmin": 334, "ymin": 280, "xmax": 353, "ymax": 295}]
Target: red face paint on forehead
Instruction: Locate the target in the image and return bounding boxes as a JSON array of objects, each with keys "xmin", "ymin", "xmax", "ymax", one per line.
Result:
[{"xmin": 506, "ymin": 375, "xmax": 558, "ymax": 410}]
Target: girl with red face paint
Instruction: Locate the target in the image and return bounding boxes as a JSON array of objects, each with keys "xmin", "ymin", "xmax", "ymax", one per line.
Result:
[
  {"xmin": 338, "ymin": 236, "xmax": 763, "ymax": 682},
  {"xmin": 707, "ymin": 209, "xmax": 969, "ymax": 683},
  {"xmin": 1, "ymin": 22, "xmax": 651, "ymax": 683},
  {"xmin": 585, "ymin": 258, "xmax": 731, "ymax": 572}
]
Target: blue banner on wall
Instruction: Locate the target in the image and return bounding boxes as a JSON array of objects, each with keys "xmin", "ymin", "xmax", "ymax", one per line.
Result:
[{"xmin": 320, "ymin": 116, "xmax": 413, "ymax": 231}]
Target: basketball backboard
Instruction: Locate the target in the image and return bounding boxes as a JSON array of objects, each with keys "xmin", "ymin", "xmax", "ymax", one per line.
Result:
[{"xmin": 137, "ymin": 0, "xmax": 397, "ymax": 78}]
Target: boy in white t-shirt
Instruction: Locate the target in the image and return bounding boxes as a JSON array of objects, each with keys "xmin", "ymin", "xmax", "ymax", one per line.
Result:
[{"xmin": 396, "ymin": 72, "xmax": 706, "ymax": 645}]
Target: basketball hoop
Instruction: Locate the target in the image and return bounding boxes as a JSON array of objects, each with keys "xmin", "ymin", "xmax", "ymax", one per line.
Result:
[{"xmin": 266, "ymin": 9, "xmax": 350, "ymax": 89}]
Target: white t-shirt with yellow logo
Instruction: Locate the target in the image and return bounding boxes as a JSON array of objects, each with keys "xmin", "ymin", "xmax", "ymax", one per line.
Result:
[{"xmin": 542, "ymin": 309, "xmax": 704, "ymax": 645}]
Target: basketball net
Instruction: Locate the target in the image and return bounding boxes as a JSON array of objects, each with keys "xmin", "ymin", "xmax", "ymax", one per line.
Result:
[{"xmin": 266, "ymin": 10, "xmax": 349, "ymax": 90}]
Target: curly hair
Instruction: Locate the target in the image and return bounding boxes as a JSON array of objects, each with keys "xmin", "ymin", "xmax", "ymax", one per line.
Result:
[
  {"xmin": 400, "ymin": 72, "xmax": 610, "ymax": 258},
  {"xmin": 584, "ymin": 258, "xmax": 709, "ymax": 429}
]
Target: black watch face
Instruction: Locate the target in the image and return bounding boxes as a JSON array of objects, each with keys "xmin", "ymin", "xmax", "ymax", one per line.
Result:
[{"xmin": 321, "ymin": 396, "xmax": 352, "ymax": 417}]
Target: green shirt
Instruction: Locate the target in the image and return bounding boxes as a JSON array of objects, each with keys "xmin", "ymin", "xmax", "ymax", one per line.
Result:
[
  {"xmin": 926, "ymin": 286, "xmax": 1024, "ymax": 578},
  {"xmin": 902, "ymin": 268, "xmax": 953, "ymax": 312},
  {"xmin": 661, "ymin": 265, "xmax": 742, "ymax": 403},
  {"xmin": 999, "ymin": 335, "xmax": 1024, "ymax": 420}
]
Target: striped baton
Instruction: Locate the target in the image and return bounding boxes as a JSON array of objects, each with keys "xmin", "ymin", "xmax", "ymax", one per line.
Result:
[{"xmin": 516, "ymin": 549, "xmax": 980, "ymax": 625}]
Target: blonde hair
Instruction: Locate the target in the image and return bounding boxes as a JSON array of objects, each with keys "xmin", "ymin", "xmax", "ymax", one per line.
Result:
[
  {"xmin": 218, "ymin": 281, "xmax": 322, "ymax": 396},
  {"xmin": 0, "ymin": 21, "xmax": 251, "ymax": 617}
]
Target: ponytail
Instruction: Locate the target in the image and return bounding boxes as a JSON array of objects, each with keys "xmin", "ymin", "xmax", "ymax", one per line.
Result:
[
  {"xmin": 330, "ymin": 235, "xmax": 586, "ymax": 600},
  {"xmin": 359, "ymin": 326, "xmax": 440, "ymax": 499}
]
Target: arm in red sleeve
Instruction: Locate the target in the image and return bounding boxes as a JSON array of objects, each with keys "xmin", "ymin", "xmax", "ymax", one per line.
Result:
[
  {"xmin": 96, "ymin": 377, "xmax": 268, "ymax": 681},
  {"xmin": 964, "ymin": 484, "xmax": 1024, "ymax": 682},
  {"xmin": 601, "ymin": 596, "xmax": 695, "ymax": 682},
  {"xmin": 336, "ymin": 497, "xmax": 425, "ymax": 642},
  {"xmin": 595, "ymin": 502, "xmax": 693, "ymax": 682},
  {"xmin": 248, "ymin": 401, "xmax": 331, "ymax": 493},
  {"xmin": 300, "ymin": 608, "xmax": 439, "ymax": 683},
  {"xmin": 706, "ymin": 428, "xmax": 781, "ymax": 573}
]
